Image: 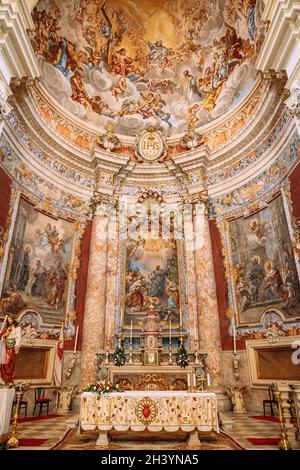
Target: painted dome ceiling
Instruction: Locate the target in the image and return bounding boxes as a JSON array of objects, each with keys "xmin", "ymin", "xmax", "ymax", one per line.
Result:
[{"xmin": 31, "ymin": 0, "xmax": 264, "ymax": 137}]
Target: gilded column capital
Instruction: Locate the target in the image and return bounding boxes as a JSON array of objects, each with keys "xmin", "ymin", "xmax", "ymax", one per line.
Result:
[
  {"xmin": 89, "ymin": 192, "xmax": 118, "ymax": 217},
  {"xmin": 182, "ymin": 190, "xmax": 210, "ymax": 215}
]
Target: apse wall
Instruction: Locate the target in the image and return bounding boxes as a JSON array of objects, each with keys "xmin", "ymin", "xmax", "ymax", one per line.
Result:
[
  {"xmin": 209, "ymin": 156, "xmax": 300, "ymax": 411},
  {"xmin": 1, "ymin": 0, "xmax": 300, "ymax": 413}
]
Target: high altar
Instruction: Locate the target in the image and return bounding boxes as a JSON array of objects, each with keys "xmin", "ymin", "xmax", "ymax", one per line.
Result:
[
  {"xmin": 79, "ymin": 303, "xmax": 220, "ymax": 444},
  {"xmin": 79, "ymin": 186, "xmax": 223, "ymax": 396},
  {"xmin": 78, "ymin": 188, "xmax": 222, "ymax": 444}
]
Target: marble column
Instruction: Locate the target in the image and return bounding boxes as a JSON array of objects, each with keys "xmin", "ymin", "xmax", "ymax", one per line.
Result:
[
  {"xmin": 80, "ymin": 197, "xmax": 116, "ymax": 387},
  {"xmin": 193, "ymin": 198, "xmax": 223, "ymax": 387},
  {"xmin": 183, "ymin": 203, "xmax": 199, "ymax": 350},
  {"xmin": 104, "ymin": 204, "xmax": 119, "ymax": 350}
]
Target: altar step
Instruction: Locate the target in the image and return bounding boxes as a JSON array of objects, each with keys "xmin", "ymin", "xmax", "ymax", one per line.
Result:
[
  {"xmin": 66, "ymin": 414, "xmax": 79, "ymax": 429},
  {"xmin": 218, "ymin": 412, "xmax": 234, "ymax": 431}
]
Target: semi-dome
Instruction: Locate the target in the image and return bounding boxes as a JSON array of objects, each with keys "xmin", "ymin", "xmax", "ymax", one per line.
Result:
[{"xmin": 31, "ymin": 0, "xmax": 264, "ymax": 137}]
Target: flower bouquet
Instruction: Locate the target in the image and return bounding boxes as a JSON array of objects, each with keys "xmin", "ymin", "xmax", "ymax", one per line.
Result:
[{"xmin": 84, "ymin": 380, "xmax": 120, "ymax": 395}]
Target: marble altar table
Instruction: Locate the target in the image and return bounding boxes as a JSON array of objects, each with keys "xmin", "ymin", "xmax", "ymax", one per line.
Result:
[{"xmin": 80, "ymin": 390, "xmax": 218, "ymax": 446}]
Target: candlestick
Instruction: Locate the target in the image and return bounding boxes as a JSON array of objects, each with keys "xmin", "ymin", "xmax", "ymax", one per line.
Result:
[
  {"xmin": 129, "ymin": 321, "xmax": 133, "ymax": 365},
  {"xmin": 233, "ymin": 323, "xmax": 237, "ymax": 355},
  {"xmin": 129, "ymin": 351, "xmax": 133, "ymax": 365},
  {"xmin": 193, "ymin": 373, "xmax": 196, "ymax": 388},
  {"xmin": 206, "ymin": 373, "xmax": 210, "ymax": 388},
  {"xmin": 169, "ymin": 318, "xmax": 172, "ymax": 346},
  {"xmin": 232, "ymin": 353, "xmax": 240, "ymax": 381},
  {"xmin": 187, "ymin": 373, "xmax": 191, "ymax": 390},
  {"xmin": 105, "ymin": 351, "xmax": 109, "ymax": 365},
  {"xmin": 73, "ymin": 325, "xmax": 79, "ymax": 354}
]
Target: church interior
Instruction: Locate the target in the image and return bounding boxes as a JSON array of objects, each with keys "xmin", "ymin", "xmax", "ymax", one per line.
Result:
[{"xmin": 0, "ymin": 0, "xmax": 300, "ymax": 453}]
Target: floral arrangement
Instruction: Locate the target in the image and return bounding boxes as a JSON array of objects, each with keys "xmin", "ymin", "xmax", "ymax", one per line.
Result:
[
  {"xmin": 176, "ymin": 339, "xmax": 189, "ymax": 368},
  {"xmin": 113, "ymin": 337, "xmax": 126, "ymax": 367},
  {"xmin": 84, "ymin": 381, "xmax": 120, "ymax": 395}
]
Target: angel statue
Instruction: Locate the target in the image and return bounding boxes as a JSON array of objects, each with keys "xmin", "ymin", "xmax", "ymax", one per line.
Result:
[
  {"xmin": 226, "ymin": 385, "xmax": 247, "ymax": 414},
  {"xmin": 57, "ymin": 386, "xmax": 74, "ymax": 412}
]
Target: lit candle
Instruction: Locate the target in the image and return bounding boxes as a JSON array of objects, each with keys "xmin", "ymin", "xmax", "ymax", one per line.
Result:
[
  {"xmin": 187, "ymin": 374, "xmax": 191, "ymax": 388},
  {"xmin": 206, "ymin": 373, "xmax": 210, "ymax": 388},
  {"xmin": 233, "ymin": 323, "xmax": 237, "ymax": 355},
  {"xmin": 193, "ymin": 373, "xmax": 196, "ymax": 388},
  {"xmin": 130, "ymin": 321, "xmax": 133, "ymax": 344},
  {"xmin": 73, "ymin": 325, "xmax": 79, "ymax": 354},
  {"xmin": 169, "ymin": 318, "xmax": 172, "ymax": 346}
]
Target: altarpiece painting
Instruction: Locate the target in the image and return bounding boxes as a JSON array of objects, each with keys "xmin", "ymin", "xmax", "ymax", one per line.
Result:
[
  {"xmin": 123, "ymin": 238, "xmax": 181, "ymax": 327},
  {"xmin": 0, "ymin": 198, "xmax": 74, "ymax": 323},
  {"xmin": 228, "ymin": 196, "xmax": 300, "ymax": 324}
]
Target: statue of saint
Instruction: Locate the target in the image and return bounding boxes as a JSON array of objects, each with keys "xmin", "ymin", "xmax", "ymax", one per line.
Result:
[
  {"xmin": 228, "ymin": 386, "xmax": 247, "ymax": 414},
  {"xmin": 58, "ymin": 386, "xmax": 74, "ymax": 411},
  {"xmin": 0, "ymin": 315, "xmax": 22, "ymax": 385}
]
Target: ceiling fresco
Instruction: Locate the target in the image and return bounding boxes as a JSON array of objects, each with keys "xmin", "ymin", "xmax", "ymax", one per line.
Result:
[{"xmin": 31, "ymin": 0, "xmax": 264, "ymax": 137}]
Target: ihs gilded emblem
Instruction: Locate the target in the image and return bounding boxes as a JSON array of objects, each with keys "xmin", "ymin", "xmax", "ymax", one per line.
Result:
[{"xmin": 136, "ymin": 127, "xmax": 166, "ymax": 162}]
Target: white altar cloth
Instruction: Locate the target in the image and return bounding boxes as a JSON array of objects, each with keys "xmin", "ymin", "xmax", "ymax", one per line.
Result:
[
  {"xmin": 80, "ymin": 391, "xmax": 219, "ymax": 433},
  {"xmin": 0, "ymin": 388, "xmax": 15, "ymax": 439}
]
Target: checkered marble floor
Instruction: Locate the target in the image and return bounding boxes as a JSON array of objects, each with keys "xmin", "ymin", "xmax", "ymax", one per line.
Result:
[
  {"xmin": 223, "ymin": 413, "xmax": 282, "ymax": 450},
  {"xmin": 7, "ymin": 412, "xmax": 292, "ymax": 451},
  {"xmin": 10, "ymin": 414, "xmax": 77, "ymax": 451}
]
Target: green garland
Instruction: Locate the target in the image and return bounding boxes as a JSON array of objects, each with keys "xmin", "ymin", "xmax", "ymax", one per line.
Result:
[
  {"xmin": 176, "ymin": 339, "xmax": 189, "ymax": 368},
  {"xmin": 113, "ymin": 337, "xmax": 126, "ymax": 367}
]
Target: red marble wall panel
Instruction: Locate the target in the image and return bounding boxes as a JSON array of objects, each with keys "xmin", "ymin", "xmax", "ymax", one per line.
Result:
[
  {"xmin": 0, "ymin": 166, "xmax": 12, "ymax": 233},
  {"xmin": 65, "ymin": 220, "xmax": 92, "ymax": 351},
  {"xmin": 289, "ymin": 162, "xmax": 300, "ymax": 218},
  {"xmin": 209, "ymin": 218, "xmax": 246, "ymax": 351}
]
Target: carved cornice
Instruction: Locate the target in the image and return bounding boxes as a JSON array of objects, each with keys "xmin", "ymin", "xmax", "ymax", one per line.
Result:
[
  {"xmin": 0, "ymin": 0, "xmax": 40, "ymax": 80},
  {"xmin": 10, "ymin": 77, "xmax": 40, "ymax": 94},
  {"xmin": 209, "ymin": 132, "xmax": 300, "ymax": 219},
  {"xmin": 256, "ymin": 0, "xmax": 300, "ymax": 76}
]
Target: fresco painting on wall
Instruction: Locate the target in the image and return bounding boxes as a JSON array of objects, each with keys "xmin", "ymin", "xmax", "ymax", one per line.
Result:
[
  {"xmin": 123, "ymin": 238, "xmax": 180, "ymax": 326},
  {"xmin": 31, "ymin": 0, "xmax": 263, "ymax": 136},
  {"xmin": 0, "ymin": 198, "xmax": 73, "ymax": 323},
  {"xmin": 229, "ymin": 196, "xmax": 300, "ymax": 324}
]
